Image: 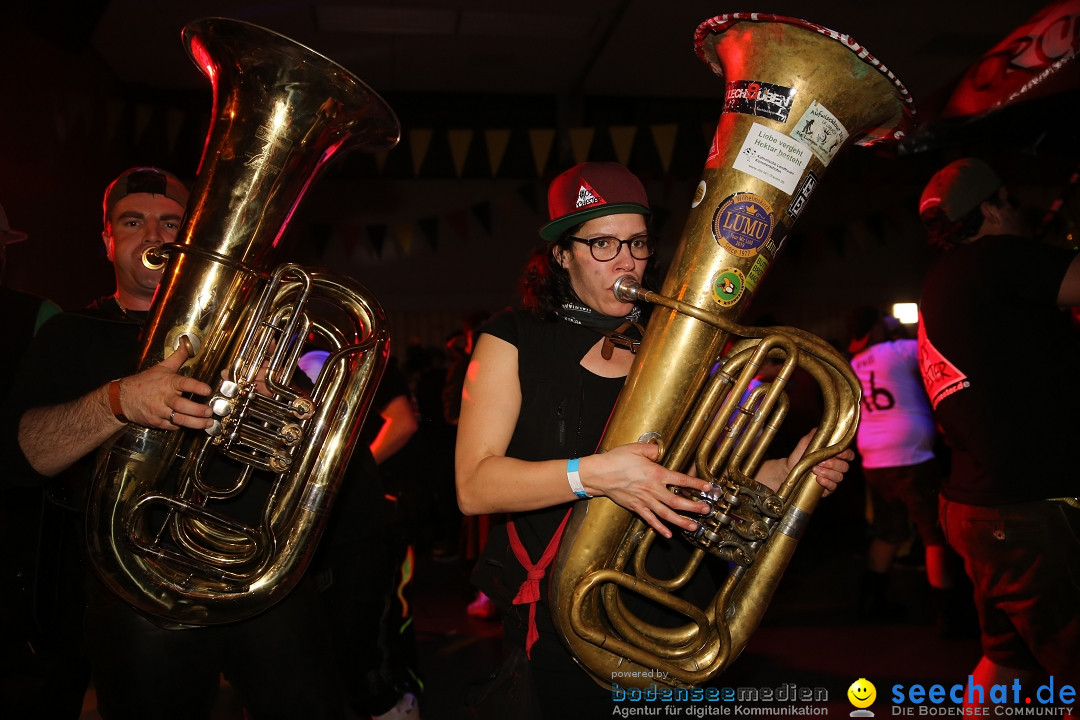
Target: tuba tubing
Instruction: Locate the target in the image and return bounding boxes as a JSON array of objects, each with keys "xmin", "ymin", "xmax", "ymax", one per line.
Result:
[
  {"xmin": 549, "ymin": 13, "xmax": 916, "ymax": 688},
  {"xmin": 85, "ymin": 18, "xmax": 400, "ymax": 626}
]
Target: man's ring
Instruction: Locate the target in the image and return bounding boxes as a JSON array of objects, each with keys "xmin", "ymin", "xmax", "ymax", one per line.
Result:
[{"xmin": 169, "ymin": 410, "xmax": 176, "ymax": 425}]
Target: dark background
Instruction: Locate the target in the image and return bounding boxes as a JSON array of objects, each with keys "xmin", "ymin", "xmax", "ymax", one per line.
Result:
[{"xmin": 1, "ymin": 0, "xmax": 1077, "ymax": 353}]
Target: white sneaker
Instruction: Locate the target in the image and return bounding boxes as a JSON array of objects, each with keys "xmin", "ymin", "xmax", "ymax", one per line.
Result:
[{"xmin": 372, "ymin": 692, "xmax": 420, "ymax": 720}]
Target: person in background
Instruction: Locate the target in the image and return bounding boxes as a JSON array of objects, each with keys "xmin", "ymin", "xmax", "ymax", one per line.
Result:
[
  {"xmin": 442, "ymin": 311, "xmax": 498, "ymax": 619},
  {"xmin": 300, "ymin": 350, "xmax": 423, "ymax": 720},
  {"xmin": 455, "ymin": 161, "xmax": 853, "ymax": 718},
  {"xmin": 846, "ymin": 305, "xmax": 970, "ymax": 636},
  {"xmin": 0, "ymin": 200, "xmax": 84, "ymax": 717},
  {"xmin": 918, "ymin": 157, "xmax": 1080, "ymax": 701}
]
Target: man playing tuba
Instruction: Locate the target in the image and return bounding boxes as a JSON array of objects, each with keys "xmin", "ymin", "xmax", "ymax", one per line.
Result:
[{"xmin": 3, "ymin": 167, "xmax": 347, "ymax": 720}]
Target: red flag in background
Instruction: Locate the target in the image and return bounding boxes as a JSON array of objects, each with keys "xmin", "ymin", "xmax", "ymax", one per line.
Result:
[{"xmin": 941, "ymin": 0, "xmax": 1080, "ymax": 120}]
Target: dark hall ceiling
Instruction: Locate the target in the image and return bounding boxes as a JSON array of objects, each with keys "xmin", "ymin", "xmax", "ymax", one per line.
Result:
[{"xmin": 34, "ymin": 1, "xmax": 1046, "ymax": 122}]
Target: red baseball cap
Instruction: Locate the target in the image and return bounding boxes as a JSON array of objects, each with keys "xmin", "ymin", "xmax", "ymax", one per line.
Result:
[
  {"xmin": 919, "ymin": 158, "xmax": 1002, "ymax": 222},
  {"xmin": 540, "ymin": 162, "xmax": 650, "ymax": 240}
]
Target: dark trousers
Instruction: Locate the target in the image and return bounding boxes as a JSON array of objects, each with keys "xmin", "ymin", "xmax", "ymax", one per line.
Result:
[
  {"xmin": 83, "ymin": 575, "xmax": 345, "ymax": 720},
  {"xmin": 940, "ymin": 496, "xmax": 1080, "ymax": 681}
]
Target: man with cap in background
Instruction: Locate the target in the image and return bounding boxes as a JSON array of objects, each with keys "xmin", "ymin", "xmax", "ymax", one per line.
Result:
[
  {"xmin": 0, "ymin": 200, "xmax": 61, "ymax": 390},
  {"xmin": 917, "ymin": 157, "xmax": 1080, "ymax": 698},
  {"xmin": 2, "ymin": 167, "xmax": 347, "ymax": 719}
]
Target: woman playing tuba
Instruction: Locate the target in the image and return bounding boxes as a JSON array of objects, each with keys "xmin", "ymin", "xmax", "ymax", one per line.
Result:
[{"xmin": 455, "ymin": 161, "xmax": 852, "ymax": 719}]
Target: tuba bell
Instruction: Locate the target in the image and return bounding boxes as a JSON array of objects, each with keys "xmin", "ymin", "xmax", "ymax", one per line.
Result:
[
  {"xmin": 85, "ymin": 18, "xmax": 401, "ymax": 626},
  {"xmin": 549, "ymin": 13, "xmax": 916, "ymax": 687}
]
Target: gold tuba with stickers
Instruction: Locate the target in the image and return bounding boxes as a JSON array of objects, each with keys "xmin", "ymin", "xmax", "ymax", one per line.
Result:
[{"xmin": 549, "ymin": 13, "xmax": 916, "ymax": 688}]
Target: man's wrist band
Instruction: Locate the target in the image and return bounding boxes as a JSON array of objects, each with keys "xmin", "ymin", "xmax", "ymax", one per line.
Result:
[
  {"xmin": 567, "ymin": 457, "xmax": 590, "ymax": 500},
  {"xmin": 108, "ymin": 379, "xmax": 129, "ymax": 424}
]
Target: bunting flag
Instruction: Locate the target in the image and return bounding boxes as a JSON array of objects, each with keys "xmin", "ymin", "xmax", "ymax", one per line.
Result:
[
  {"xmin": 529, "ymin": 128, "xmax": 555, "ymax": 177},
  {"xmin": 517, "ymin": 183, "xmax": 540, "ymax": 214},
  {"xmin": 367, "ymin": 224, "xmax": 388, "ymax": 258},
  {"xmin": 410, "ymin": 128, "xmax": 433, "ymax": 176},
  {"xmin": 340, "ymin": 224, "xmax": 363, "ymax": 258},
  {"xmin": 392, "ymin": 222, "xmax": 414, "ymax": 255},
  {"xmin": 374, "ymin": 149, "xmax": 391, "ymax": 173},
  {"xmin": 448, "ymin": 129, "xmax": 473, "ymax": 178},
  {"xmin": 569, "ymin": 127, "xmax": 595, "ymax": 165},
  {"xmin": 609, "ymin": 125, "xmax": 637, "ymax": 166},
  {"xmin": 485, "ymin": 129, "xmax": 511, "ymax": 177},
  {"xmin": 96, "ymin": 96, "xmax": 726, "ymax": 182},
  {"xmin": 418, "ymin": 216, "xmax": 439, "ymax": 250},
  {"xmin": 651, "ymin": 123, "xmax": 678, "ymax": 173},
  {"xmin": 471, "ymin": 202, "xmax": 492, "ymax": 237}
]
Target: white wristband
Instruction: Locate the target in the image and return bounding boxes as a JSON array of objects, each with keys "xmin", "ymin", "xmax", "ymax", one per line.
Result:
[{"xmin": 567, "ymin": 457, "xmax": 589, "ymax": 499}]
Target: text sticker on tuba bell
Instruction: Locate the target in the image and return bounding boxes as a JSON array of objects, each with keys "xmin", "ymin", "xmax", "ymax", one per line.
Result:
[
  {"xmin": 85, "ymin": 18, "xmax": 400, "ymax": 627},
  {"xmin": 547, "ymin": 14, "xmax": 916, "ymax": 690}
]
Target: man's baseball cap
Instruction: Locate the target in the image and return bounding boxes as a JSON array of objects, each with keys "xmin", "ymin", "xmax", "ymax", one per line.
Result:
[
  {"xmin": 0, "ymin": 201, "xmax": 28, "ymax": 245},
  {"xmin": 103, "ymin": 167, "xmax": 190, "ymax": 226},
  {"xmin": 540, "ymin": 162, "xmax": 650, "ymax": 240},
  {"xmin": 918, "ymin": 158, "xmax": 1002, "ymax": 223}
]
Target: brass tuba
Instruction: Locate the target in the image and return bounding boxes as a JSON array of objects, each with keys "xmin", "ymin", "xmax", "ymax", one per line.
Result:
[
  {"xmin": 85, "ymin": 18, "xmax": 401, "ymax": 626},
  {"xmin": 549, "ymin": 14, "xmax": 916, "ymax": 687}
]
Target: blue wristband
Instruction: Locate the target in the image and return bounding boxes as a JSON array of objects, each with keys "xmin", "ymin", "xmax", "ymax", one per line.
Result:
[{"xmin": 567, "ymin": 457, "xmax": 589, "ymax": 499}]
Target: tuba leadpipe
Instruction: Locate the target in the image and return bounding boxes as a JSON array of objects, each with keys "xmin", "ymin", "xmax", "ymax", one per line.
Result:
[
  {"xmin": 85, "ymin": 17, "xmax": 400, "ymax": 626},
  {"xmin": 549, "ymin": 13, "xmax": 916, "ymax": 688}
]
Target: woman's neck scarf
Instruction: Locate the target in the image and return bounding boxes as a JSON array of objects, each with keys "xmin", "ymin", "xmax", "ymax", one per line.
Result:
[{"xmin": 556, "ymin": 301, "xmax": 645, "ymax": 359}]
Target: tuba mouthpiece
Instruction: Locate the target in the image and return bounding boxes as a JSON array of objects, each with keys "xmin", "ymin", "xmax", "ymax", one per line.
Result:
[{"xmin": 613, "ymin": 276, "xmax": 642, "ymax": 302}]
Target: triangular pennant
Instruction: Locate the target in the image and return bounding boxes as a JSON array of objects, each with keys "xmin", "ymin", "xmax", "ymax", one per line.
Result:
[
  {"xmin": 650, "ymin": 123, "xmax": 678, "ymax": 174},
  {"xmin": 448, "ymin": 129, "xmax": 473, "ymax": 178},
  {"xmin": 517, "ymin": 183, "xmax": 539, "ymax": 215},
  {"xmin": 340, "ymin": 224, "xmax": 361, "ymax": 257},
  {"xmin": 485, "ymin": 129, "xmax": 511, "ymax": 178},
  {"xmin": 367, "ymin": 224, "xmax": 388, "ymax": 257},
  {"xmin": 609, "ymin": 126, "xmax": 636, "ymax": 166},
  {"xmin": 471, "ymin": 202, "xmax": 492, "ymax": 237},
  {"xmin": 393, "ymin": 222, "xmax": 414, "ymax": 254},
  {"xmin": 528, "ymin": 128, "xmax": 555, "ymax": 177},
  {"xmin": 569, "ymin": 127, "xmax": 595, "ymax": 165},
  {"xmin": 410, "ymin": 128, "xmax": 433, "ymax": 177},
  {"xmin": 374, "ymin": 149, "xmax": 391, "ymax": 174},
  {"xmin": 418, "ymin": 216, "xmax": 439, "ymax": 250}
]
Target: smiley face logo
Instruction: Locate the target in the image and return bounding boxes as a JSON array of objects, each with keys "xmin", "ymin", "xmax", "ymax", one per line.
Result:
[{"xmin": 847, "ymin": 678, "xmax": 876, "ymax": 709}]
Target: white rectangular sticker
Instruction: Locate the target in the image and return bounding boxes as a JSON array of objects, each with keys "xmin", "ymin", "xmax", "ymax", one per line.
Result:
[
  {"xmin": 732, "ymin": 122, "xmax": 810, "ymax": 195},
  {"xmin": 792, "ymin": 100, "xmax": 849, "ymax": 166}
]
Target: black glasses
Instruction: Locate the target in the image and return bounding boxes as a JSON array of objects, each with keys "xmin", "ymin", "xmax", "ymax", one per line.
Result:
[{"xmin": 568, "ymin": 233, "xmax": 656, "ymax": 262}]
